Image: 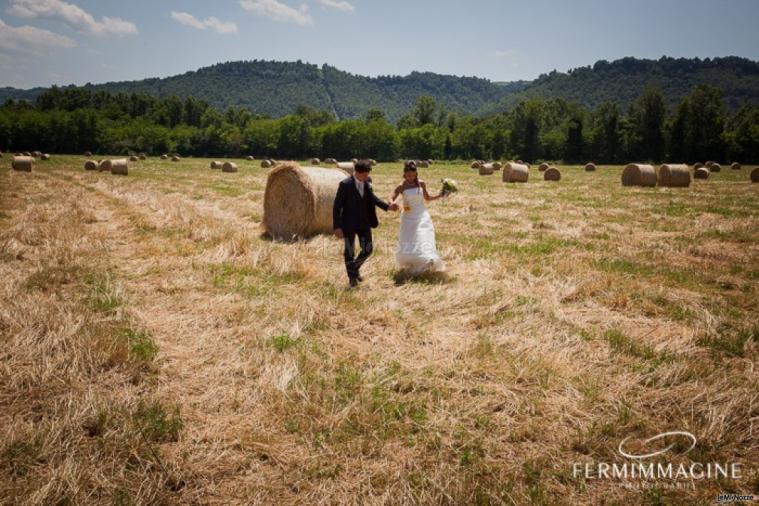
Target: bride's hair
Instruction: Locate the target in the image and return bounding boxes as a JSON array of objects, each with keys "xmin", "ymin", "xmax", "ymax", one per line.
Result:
[{"xmin": 403, "ymin": 160, "xmax": 419, "ymax": 186}]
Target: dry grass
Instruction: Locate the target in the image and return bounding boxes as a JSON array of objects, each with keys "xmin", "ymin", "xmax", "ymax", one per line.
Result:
[{"xmin": 1, "ymin": 157, "xmax": 757, "ymax": 505}]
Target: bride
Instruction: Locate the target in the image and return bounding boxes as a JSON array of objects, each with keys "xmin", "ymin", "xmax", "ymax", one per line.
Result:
[{"xmin": 390, "ymin": 160, "xmax": 446, "ymax": 275}]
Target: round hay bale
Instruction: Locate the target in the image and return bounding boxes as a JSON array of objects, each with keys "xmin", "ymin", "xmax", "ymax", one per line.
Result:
[
  {"xmin": 538, "ymin": 163, "xmax": 549, "ymax": 172},
  {"xmin": 310, "ymin": 158, "xmax": 321, "ymax": 165},
  {"xmin": 516, "ymin": 160, "xmax": 524, "ymax": 164},
  {"xmin": 479, "ymin": 163, "xmax": 495, "ymax": 175},
  {"xmin": 621, "ymin": 164, "xmax": 657, "ymax": 187},
  {"xmin": 246, "ymin": 155, "xmax": 255, "ymax": 161},
  {"xmin": 658, "ymin": 164, "xmax": 691, "ymax": 187},
  {"xmin": 351, "ymin": 158, "xmax": 358, "ymax": 164},
  {"xmin": 139, "ymin": 153, "xmax": 147, "ymax": 160},
  {"xmin": 694, "ymin": 167, "xmax": 710, "ymax": 180},
  {"xmin": 211, "ymin": 161, "xmax": 222, "ymax": 169},
  {"xmin": 12, "ymin": 156, "xmax": 33, "ymax": 172},
  {"xmin": 32, "ymin": 150, "xmax": 42, "ymax": 158},
  {"xmin": 325, "ymin": 158, "xmax": 337, "ymax": 165},
  {"xmin": 84, "ymin": 151, "xmax": 93, "ymax": 157},
  {"xmin": 470, "ymin": 161, "xmax": 481, "ymax": 169},
  {"xmin": 171, "ymin": 156, "xmax": 181, "ymax": 162},
  {"xmin": 84, "ymin": 160, "xmax": 97, "ymax": 171},
  {"xmin": 129, "ymin": 155, "xmax": 139, "ymax": 162},
  {"xmin": 709, "ymin": 163, "xmax": 721, "ymax": 172},
  {"xmin": 492, "ymin": 162, "xmax": 502, "ymax": 170},
  {"xmin": 705, "ymin": 161, "xmax": 715, "ymax": 169},
  {"xmin": 222, "ymin": 162, "xmax": 239, "ymax": 173},
  {"xmin": 160, "ymin": 154, "xmax": 168, "ymax": 160},
  {"xmin": 263, "ymin": 163, "xmax": 348, "ymax": 240},
  {"xmin": 23, "ymin": 151, "xmax": 31, "ymax": 157},
  {"xmin": 544, "ymin": 167, "xmax": 561, "ymax": 181},
  {"xmin": 336, "ymin": 161, "xmax": 355, "ymax": 173},
  {"xmin": 97, "ymin": 160, "xmax": 109, "ymax": 172},
  {"xmin": 109, "ymin": 159, "xmax": 129, "ymax": 176},
  {"xmin": 41, "ymin": 154, "xmax": 50, "ymax": 161},
  {"xmin": 369, "ymin": 159, "xmax": 377, "ymax": 166},
  {"xmin": 730, "ymin": 162, "xmax": 741, "ymax": 170},
  {"xmin": 751, "ymin": 167, "xmax": 759, "ymax": 183},
  {"xmin": 693, "ymin": 162, "xmax": 704, "ymax": 169},
  {"xmin": 417, "ymin": 160, "xmax": 429, "ymax": 168},
  {"xmin": 585, "ymin": 162, "xmax": 596, "ymax": 172},
  {"xmin": 503, "ymin": 162, "xmax": 529, "ymax": 183},
  {"xmin": 0, "ymin": 151, "xmax": 3, "ymax": 158},
  {"xmin": 261, "ymin": 160, "xmax": 272, "ymax": 168}
]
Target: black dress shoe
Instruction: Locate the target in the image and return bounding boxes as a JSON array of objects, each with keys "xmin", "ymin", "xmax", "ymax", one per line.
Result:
[
  {"xmin": 349, "ymin": 278, "xmax": 359, "ymax": 288},
  {"xmin": 356, "ymin": 274, "xmax": 364, "ymax": 282}
]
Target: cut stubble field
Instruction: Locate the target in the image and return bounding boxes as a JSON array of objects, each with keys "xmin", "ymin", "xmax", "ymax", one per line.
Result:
[{"xmin": 1, "ymin": 156, "xmax": 757, "ymax": 505}]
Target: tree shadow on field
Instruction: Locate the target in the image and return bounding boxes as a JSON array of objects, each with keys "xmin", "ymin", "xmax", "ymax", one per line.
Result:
[{"xmin": 393, "ymin": 269, "xmax": 452, "ymax": 286}]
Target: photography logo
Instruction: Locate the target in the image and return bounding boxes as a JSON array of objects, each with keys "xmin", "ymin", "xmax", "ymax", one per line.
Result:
[{"xmin": 572, "ymin": 431, "xmax": 744, "ymax": 486}]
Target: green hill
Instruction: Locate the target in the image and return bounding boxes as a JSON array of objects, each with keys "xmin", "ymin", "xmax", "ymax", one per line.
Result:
[{"xmin": 2, "ymin": 56, "xmax": 758, "ymax": 119}]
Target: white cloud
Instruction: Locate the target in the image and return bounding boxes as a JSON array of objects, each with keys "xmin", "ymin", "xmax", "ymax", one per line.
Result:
[
  {"xmin": 7, "ymin": 0, "xmax": 137, "ymax": 36},
  {"xmin": 171, "ymin": 11, "xmax": 238, "ymax": 35},
  {"xmin": 317, "ymin": 0, "xmax": 354, "ymax": 13},
  {"xmin": 0, "ymin": 17, "xmax": 76, "ymax": 52},
  {"xmin": 239, "ymin": 0, "xmax": 313, "ymax": 26}
]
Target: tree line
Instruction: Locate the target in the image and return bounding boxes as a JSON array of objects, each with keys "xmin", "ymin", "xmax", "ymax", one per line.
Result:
[{"xmin": 0, "ymin": 84, "xmax": 757, "ymax": 163}]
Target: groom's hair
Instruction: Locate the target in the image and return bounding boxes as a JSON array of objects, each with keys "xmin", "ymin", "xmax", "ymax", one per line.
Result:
[{"xmin": 354, "ymin": 160, "xmax": 372, "ymax": 173}]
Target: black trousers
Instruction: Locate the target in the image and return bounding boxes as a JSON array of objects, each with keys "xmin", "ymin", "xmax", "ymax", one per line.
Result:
[{"xmin": 343, "ymin": 228, "xmax": 373, "ymax": 280}]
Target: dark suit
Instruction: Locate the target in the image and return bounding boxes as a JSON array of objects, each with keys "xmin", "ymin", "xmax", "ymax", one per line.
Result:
[{"xmin": 333, "ymin": 175, "xmax": 390, "ymax": 280}]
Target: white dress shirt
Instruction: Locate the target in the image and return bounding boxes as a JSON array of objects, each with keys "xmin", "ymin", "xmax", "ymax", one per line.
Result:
[{"xmin": 353, "ymin": 175, "xmax": 365, "ymax": 198}]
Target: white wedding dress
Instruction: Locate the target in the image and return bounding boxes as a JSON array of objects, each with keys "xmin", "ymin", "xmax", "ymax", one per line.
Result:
[{"xmin": 396, "ymin": 186, "xmax": 445, "ymax": 274}]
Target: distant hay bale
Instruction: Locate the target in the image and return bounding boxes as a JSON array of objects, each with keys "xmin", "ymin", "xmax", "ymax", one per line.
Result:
[
  {"xmin": 694, "ymin": 168, "xmax": 710, "ymax": 180},
  {"xmin": 325, "ymin": 158, "xmax": 337, "ymax": 164},
  {"xmin": 12, "ymin": 156, "xmax": 33, "ymax": 172},
  {"xmin": 621, "ymin": 164, "xmax": 657, "ymax": 187},
  {"xmin": 693, "ymin": 162, "xmax": 704, "ymax": 169},
  {"xmin": 261, "ymin": 160, "xmax": 273, "ymax": 168},
  {"xmin": 129, "ymin": 155, "xmax": 139, "ymax": 162},
  {"xmin": 369, "ymin": 159, "xmax": 377, "ymax": 166},
  {"xmin": 84, "ymin": 160, "xmax": 97, "ymax": 171},
  {"xmin": 351, "ymin": 158, "xmax": 358, "ymax": 164},
  {"xmin": 41, "ymin": 154, "xmax": 50, "ymax": 161},
  {"xmin": 171, "ymin": 155, "xmax": 181, "ymax": 162},
  {"xmin": 263, "ymin": 163, "xmax": 348, "ymax": 240},
  {"xmin": 0, "ymin": 151, "xmax": 3, "ymax": 158},
  {"xmin": 705, "ymin": 161, "xmax": 715, "ymax": 168},
  {"xmin": 751, "ymin": 168, "xmax": 759, "ymax": 183},
  {"xmin": 493, "ymin": 162, "xmax": 502, "ymax": 170},
  {"xmin": 336, "ymin": 161, "xmax": 355, "ymax": 173},
  {"xmin": 479, "ymin": 163, "xmax": 494, "ymax": 175},
  {"xmin": 709, "ymin": 163, "xmax": 721, "ymax": 172},
  {"xmin": 23, "ymin": 151, "xmax": 31, "ymax": 157},
  {"xmin": 109, "ymin": 159, "xmax": 129, "ymax": 176},
  {"xmin": 139, "ymin": 153, "xmax": 147, "ymax": 160},
  {"xmin": 730, "ymin": 162, "xmax": 741, "ymax": 170},
  {"xmin": 503, "ymin": 162, "xmax": 529, "ymax": 183},
  {"xmin": 211, "ymin": 161, "xmax": 222, "ymax": 169},
  {"xmin": 310, "ymin": 158, "xmax": 321, "ymax": 165},
  {"xmin": 470, "ymin": 161, "xmax": 481, "ymax": 169},
  {"xmin": 658, "ymin": 164, "xmax": 691, "ymax": 187},
  {"xmin": 544, "ymin": 167, "xmax": 561, "ymax": 181},
  {"xmin": 247, "ymin": 155, "xmax": 255, "ymax": 161},
  {"xmin": 32, "ymin": 150, "xmax": 42, "ymax": 158},
  {"xmin": 516, "ymin": 160, "xmax": 524, "ymax": 164},
  {"xmin": 161, "ymin": 154, "xmax": 168, "ymax": 160},
  {"xmin": 222, "ymin": 162, "xmax": 238, "ymax": 173},
  {"xmin": 84, "ymin": 151, "xmax": 93, "ymax": 157},
  {"xmin": 538, "ymin": 163, "xmax": 549, "ymax": 172},
  {"xmin": 417, "ymin": 160, "xmax": 429, "ymax": 168},
  {"xmin": 97, "ymin": 160, "xmax": 108, "ymax": 172},
  {"xmin": 585, "ymin": 162, "xmax": 596, "ymax": 172}
]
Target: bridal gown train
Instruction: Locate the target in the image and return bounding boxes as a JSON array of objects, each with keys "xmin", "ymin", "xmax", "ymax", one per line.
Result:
[{"xmin": 395, "ymin": 186, "xmax": 445, "ymax": 274}]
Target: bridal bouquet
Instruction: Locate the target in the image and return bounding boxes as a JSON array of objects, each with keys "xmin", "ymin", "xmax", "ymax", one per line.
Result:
[{"xmin": 441, "ymin": 178, "xmax": 459, "ymax": 196}]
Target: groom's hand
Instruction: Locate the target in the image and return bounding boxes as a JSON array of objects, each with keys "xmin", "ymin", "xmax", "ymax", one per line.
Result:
[
  {"xmin": 334, "ymin": 228, "xmax": 344, "ymax": 238},
  {"xmin": 388, "ymin": 203, "xmax": 399, "ymax": 211}
]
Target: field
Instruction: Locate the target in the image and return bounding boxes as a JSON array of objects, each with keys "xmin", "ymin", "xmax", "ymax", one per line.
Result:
[{"xmin": 1, "ymin": 156, "xmax": 757, "ymax": 505}]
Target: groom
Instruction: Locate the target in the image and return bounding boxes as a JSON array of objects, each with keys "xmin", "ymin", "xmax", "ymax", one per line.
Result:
[{"xmin": 333, "ymin": 160, "xmax": 399, "ymax": 287}]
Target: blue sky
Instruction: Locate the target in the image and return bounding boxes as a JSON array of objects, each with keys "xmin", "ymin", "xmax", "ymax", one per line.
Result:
[{"xmin": 1, "ymin": 0, "xmax": 758, "ymax": 88}]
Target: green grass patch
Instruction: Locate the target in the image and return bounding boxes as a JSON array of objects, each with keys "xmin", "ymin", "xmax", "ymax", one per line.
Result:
[
  {"xmin": 121, "ymin": 328, "xmax": 159, "ymax": 362},
  {"xmin": 133, "ymin": 400, "xmax": 183, "ymax": 443}
]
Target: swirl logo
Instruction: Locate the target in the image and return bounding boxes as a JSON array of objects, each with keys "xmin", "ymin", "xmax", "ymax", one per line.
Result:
[{"xmin": 618, "ymin": 431, "xmax": 697, "ymax": 460}]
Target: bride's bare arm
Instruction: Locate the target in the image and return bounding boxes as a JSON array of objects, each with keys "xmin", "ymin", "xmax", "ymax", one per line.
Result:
[
  {"xmin": 390, "ymin": 184, "xmax": 403, "ymax": 203},
  {"xmin": 420, "ymin": 181, "xmax": 442, "ymax": 201}
]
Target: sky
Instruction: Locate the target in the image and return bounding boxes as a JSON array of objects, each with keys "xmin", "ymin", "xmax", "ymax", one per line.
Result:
[{"xmin": 1, "ymin": 0, "xmax": 758, "ymax": 89}]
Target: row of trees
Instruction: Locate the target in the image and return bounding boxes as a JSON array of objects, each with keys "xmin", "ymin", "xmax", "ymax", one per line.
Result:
[{"xmin": 1, "ymin": 84, "xmax": 757, "ymax": 163}]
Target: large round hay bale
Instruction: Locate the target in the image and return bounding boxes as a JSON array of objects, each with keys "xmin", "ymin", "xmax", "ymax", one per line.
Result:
[
  {"xmin": 750, "ymin": 168, "xmax": 759, "ymax": 183},
  {"xmin": 263, "ymin": 163, "xmax": 348, "ymax": 240},
  {"xmin": 479, "ymin": 163, "xmax": 494, "ymax": 175},
  {"xmin": 470, "ymin": 161, "xmax": 481, "ymax": 169},
  {"xmin": 84, "ymin": 160, "xmax": 97, "ymax": 171},
  {"xmin": 585, "ymin": 162, "xmax": 596, "ymax": 172},
  {"xmin": 211, "ymin": 160, "xmax": 222, "ymax": 169},
  {"xmin": 492, "ymin": 162, "xmax": 502, "ymax": 170},
  {"xmin": 693, "ymin": 162, "xmax": 704, "ymax": 169},
  {"xmin": 544, "ymin": 167, "xmax": 561, "ymax": 181},
  {"xmin": 730, "ymin": 162, "xmax": 741, "ymax": 170},
  {"xmin": 161, "ymin": 154, "xmax": 168, "ymax": 160},
  {"xmin": 694, "ymin": 168, "xmax": 710, "ymax": 180},
  {"xmin": 129, "ymin": 155, "xmax": 139, "ymax": 162},
  {"xmin": 621, "ymin": 164, "xmax": 657, "ymax": 187},
  {"xmin": 109, "ymin": 159, "xmax": 129, "ymax": 176},
  {"xmin": 171, "ymin": 155, "xmax": 181, "ymax": 162},
  {"xmin": 12, "ymin": 156, "xmax": 33, "ymax": 172},
  {"xmin": 261, "ymin": 159, "xmax": 273, "ymax": 168},
  {"xmin": 658, "ymin": 164, "xmax": 691, "ymax": 187},
  {"xmin": 538, "ymin": 163, "xmax": 549, "ymax": 172},
  {"xmin": 41, "ymin": 154, "xmax": 50, "ymax": 161},
  {"xmin": 336, "ymin": 161, "xmax": 355, "ymax": 174},
  {"xmin": 503, "ymin": 162, "xmax": 529, "ymax": 183},
  {"xmin": 709, "ymin": 163, "xmax": 721, "ymax": 172},
  {"xmin": 310, "ymin": 158, "xmax": 321, "ymax": 165},
  {"xmin": 222, "ymin": 162, "xmax": 238, "ymax": 173}
]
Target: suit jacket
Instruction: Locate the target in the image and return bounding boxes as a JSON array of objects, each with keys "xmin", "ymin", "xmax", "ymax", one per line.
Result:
[{"xmin": 333, "ymin": 175, "xmax": 390, "ymax": 234}]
